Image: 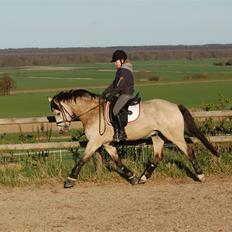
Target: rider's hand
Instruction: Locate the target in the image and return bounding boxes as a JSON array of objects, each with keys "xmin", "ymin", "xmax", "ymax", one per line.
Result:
[
  {"xmin": 105, "ymin": 94, "xmax": 114, "ymax": 101},
  {"xmin": 102, "ymin": 90, "xmax": 107, "ymax": 98}
]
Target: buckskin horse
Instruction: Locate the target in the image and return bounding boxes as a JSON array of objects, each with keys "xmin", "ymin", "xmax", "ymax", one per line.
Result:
[{"xmin": 48, "ymin": 89, "xmax": 218, "ymax": 188}]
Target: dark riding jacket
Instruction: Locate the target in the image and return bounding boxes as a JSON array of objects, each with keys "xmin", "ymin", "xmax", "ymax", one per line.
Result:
[{"xmin": 104, "ymin": 62, "xmax": 134, "ymax": 96}]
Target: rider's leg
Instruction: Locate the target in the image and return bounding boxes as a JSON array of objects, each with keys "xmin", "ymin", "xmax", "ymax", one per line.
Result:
[
  {"xmin": 113, "ymin": 94, "xmax": 132, "ymax": 141},
  {"xmin": 114, "ymin": 114, "xmax": 126, "ymax": 141}
]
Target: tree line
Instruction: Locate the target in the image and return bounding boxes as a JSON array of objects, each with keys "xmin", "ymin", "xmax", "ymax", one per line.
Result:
[{"xmin": 0, "ymin": 44, "xmax": 232, "ymax": 67}]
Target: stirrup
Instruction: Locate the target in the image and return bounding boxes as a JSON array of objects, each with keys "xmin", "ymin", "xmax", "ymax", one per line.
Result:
[
  {"xmin": 113, "ymin": 131, "xmax": 127, "ymax": 142},
  {"xmin": 113, "ymin": 132, "xmax": 120, "ymax": 142},
  {"xmin": 119, "ymin": 132, "xmax": 127, "ymax": 141}
]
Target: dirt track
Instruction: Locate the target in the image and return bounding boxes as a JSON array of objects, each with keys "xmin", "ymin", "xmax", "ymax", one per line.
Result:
[{"xmin": 1, "ymin": 176, "xmax": 232, "ymax": 232}]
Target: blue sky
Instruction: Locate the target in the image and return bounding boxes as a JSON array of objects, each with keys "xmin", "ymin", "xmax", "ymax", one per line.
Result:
[{"xmin": 0, "ymin": 0, "xmax": 231, "ymax": 49}]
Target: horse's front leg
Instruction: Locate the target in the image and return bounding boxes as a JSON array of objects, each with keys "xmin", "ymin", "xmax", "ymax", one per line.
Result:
[
  {"xmin": 104, "ymin": 143, "xmax": 139, "ymax": 185},
  {"xmin": 64, "ymin": 140, "xmax": 101, "ymax": 188}
]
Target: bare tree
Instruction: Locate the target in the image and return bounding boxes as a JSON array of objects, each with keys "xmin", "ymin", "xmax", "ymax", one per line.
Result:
[
  {"xmin": 225, "ymin": 59, "xmax": 232, "ymax": 66},
  {"xmin": 0, "ymin": 73, "xmax": 16, "ymax": 96}
]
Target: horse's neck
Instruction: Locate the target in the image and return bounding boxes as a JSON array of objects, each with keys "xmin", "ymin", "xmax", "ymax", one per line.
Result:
[{"xmin": 71, "ymin": 97, "xmax": 99, "ymax": 122}]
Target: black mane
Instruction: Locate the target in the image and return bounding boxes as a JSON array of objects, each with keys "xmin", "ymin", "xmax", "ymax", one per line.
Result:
[
  {"xmin": 53, "ymin": 89, "xmax": 98, "ymax": 102},
  {"xmin": 50, "ymin": 89, "xmax": 99, "ymax": 111}
]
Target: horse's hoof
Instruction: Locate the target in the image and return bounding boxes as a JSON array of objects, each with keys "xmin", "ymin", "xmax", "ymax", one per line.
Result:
[
  {"xmin": 197, "ymin": 174, "xmax": 205, "ymax": 182},
  {"xmin": 64, "ymin": 178, "xmax": 76, "ymax": 188},
  {"xmin": 138, "ymin": 175, "xmax": 147, "ymax": 184},
  {"xmin": 129, "ymin": 176, "xmax": 139, "ymax": 185}
]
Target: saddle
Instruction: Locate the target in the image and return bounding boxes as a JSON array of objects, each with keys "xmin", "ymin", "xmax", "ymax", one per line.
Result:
[{"xmin": 106, "ymin": 93, "xmax": 141, "ymax": 126}]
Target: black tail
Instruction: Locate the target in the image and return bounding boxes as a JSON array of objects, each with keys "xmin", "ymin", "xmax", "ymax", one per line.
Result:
[{"xmin": 178, "ymin": 104, "xmax": 219, "ymax": 157}]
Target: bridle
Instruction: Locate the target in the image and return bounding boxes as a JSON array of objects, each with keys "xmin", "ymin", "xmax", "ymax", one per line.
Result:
[
  {"xmin": 55, "ymin": 103, "xmax": 77, "ymax": 129},
  {"xmin": 55, "ymin": 99, "xmax": 105, "ymax": 133}
]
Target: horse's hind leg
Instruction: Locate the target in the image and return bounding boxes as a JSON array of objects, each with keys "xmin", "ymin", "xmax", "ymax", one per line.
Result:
[
  {"xmin": 174, "ymin": 139, "xmax": 205, "ymax": 182},
  {"xmin": 139, "ymin": 135, "xmax": 164, "ymax": 184},
  {"xmin": 187, "ymin": 145, "xmax": 205, "ymax": 181},
  {"xmin": 103, "ymin": 143, "xmax": 138, "ymax": 185}
]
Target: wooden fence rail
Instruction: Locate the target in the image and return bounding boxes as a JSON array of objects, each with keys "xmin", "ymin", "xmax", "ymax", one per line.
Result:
[
  {"xmin": 0, "ymin": 110, "xmax": 231, "ymax": 125},
  {"xmin": 0, "ymin": 136, "xmax": 231, "ymax": 152},
  {"xmin": 0, "ymin": 141, "xmax": 80, "ymax": 151},
  {"xmin": 191, "ymin": 110, "xmax": 232, "ymax": 118},
  {"xmin": 0, "ymin": 116, "xmax": 56, "ymax": 125}
]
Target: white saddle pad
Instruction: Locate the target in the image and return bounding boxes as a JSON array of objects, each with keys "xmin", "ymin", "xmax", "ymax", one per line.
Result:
[{"xmin": 105, "ymin": 102, "xmax": 140, "ymax": 125}]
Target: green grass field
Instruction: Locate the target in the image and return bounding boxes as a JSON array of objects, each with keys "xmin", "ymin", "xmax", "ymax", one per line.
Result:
[{"xmin": 0, "ymin": 58, "xmax": 232, "ymax": 117}]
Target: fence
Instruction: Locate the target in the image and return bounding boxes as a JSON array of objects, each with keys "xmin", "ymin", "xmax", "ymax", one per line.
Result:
[
  {"xmin": 0, "ymin": 110, "xmax": 231, "ymax": 152},
  {"xmin": 0, "ymin": 110, "xmax": 231, "ymax": 125}
]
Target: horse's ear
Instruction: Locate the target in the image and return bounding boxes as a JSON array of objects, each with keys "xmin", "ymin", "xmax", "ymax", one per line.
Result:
[{"xmin": 48, "ymin": 97, "xmax": 52, "ymax": 102}]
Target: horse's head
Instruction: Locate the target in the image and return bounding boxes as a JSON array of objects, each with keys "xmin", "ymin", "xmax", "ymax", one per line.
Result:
[
  {"xmin": 48, "ymin": 97, "xmax": 75, "ymax": 133},
  {"xmin": 48, "ymin": 89, "xmax": 99, "ymax": 133}
]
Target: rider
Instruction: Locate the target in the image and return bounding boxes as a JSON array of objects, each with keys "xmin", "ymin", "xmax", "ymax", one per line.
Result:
[{"xmin": 102, "ymin": 50, "xmax": 135, "ymax": 142}]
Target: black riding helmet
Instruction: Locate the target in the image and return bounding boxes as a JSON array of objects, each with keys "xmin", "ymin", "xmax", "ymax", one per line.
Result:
[{"xmin": 111, "ymin": 50, "xmax": 127, "ymax": 62}]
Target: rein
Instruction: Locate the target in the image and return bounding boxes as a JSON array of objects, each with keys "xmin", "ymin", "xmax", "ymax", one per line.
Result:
[
  {"xmin": 56, "ymin": 103, "xmax": 76, "ymax": 128},
  {"xmin": 75, "ymin": 104, "xmax": 99, "ymax": 120},
  {"xmin": 99, "ymin": 96, "xmax": 106, "ymax": 136},
  {"xmin": 57, "ymin": 97, "xmax": 106, "ymax": 135}
]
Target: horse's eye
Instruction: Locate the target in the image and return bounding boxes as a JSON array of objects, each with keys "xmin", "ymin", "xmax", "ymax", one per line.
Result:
[{"xmin": 57, "ymin": 112, "xmax": 61, "ymax": 116}]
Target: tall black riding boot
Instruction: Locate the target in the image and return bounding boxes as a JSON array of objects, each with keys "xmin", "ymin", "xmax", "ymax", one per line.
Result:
[
  {"xmin": 113, "ymin": 120, "xmax": 120, "ymax": 142},
  {"xmin": 113, "ymin": 114, "xmax": 127, "ymax": 142}
]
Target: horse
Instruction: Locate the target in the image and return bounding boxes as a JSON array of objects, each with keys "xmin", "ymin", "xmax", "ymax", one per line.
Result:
[{"xmin": 48, "ymin": 89, "xmax": 219, "ymax": 188}]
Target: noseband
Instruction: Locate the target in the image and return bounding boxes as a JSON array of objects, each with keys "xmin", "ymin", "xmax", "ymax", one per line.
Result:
[
  {"xmin": 56, "ymin": 103, "xmax": 77, "ymax": 128},
  {"xmin": 55, "ymin": 102, "xmax": 100, "ymax": 128}
]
